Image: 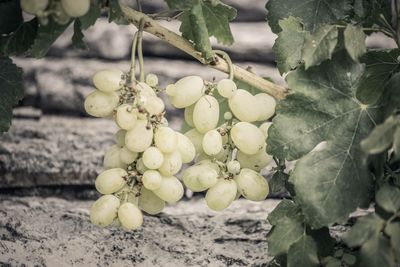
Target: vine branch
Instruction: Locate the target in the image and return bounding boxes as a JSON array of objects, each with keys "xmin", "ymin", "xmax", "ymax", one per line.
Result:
[{"xmin": 121, "ymin": 5, "xmax": 289, "ymax": 100}]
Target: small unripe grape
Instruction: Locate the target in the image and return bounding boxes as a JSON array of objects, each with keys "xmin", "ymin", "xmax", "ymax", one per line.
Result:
[
  {"xmin": 145, "ymin": 73, "xmax": 159, "ymax": 87},
  {"xmin": 259, "ymin": 122, "xmax": 273, "ymax": 139},
  {"xmin": 184, "ymin": 105, "xmax": 195, "ymax": 127},
  {"xmin": 153, "ymin": 176, "xmax": 184, "ymax": 203},
  {"xmin": 125, "ymin": 120, "xmax": 153, "ymax": 152},
  {"xmin": 21, "ymin": 0, "xmax": 49, "ymax": 14},
  {"xmin": 231, "ymin": 122, "xmax": 265, "ymax": 155},
  {"xmin": 224, "ymin": 111, "xmax": 233, "ymax": 120},
  {"xmin": 170, "ymin": 76, "xmax": 205, "ymax": 108},
  {"xmin": 184, "ymin": 128, "xmax": 204, "ymax": 154},
  {"xmin": 61, "ymin": 0, "xmax": 90, "ymax": 17},
  {"xmin": 144, "ymin": 96, "xmax": 165, "ymax": 115},
  {"xmin": 217, "ymin": 79, "xmax": 237, "ymax": 98},
  {"xmin": 227, "ymin": 160, "xmax": 241, "ymax": 175},
  {"xmin": 165, "ymin": 84, "xmax": 176, "ymax": 96},
  {"xmin": 139, "ymin": 188, "xmax": 165, "ymax": 215},
  {"xmin": 158, "ymin": 151, "xmax": 182, "ymax": 176},
  {"xmin": 228, "ymin": 89, "xmax": 260, "ymax": 122},
  {"xmin": 93, "ymin": 69, "xmax": 123, "ymax": 92},
  {"xmin": 118, "ymin": 202, "xmax": 143, "ymax": 230},
  {"xmin": 235, "ymin": 168, "xmax": 269, "ymax": 201},
  {"xmin": 255, "ymin": 93, "xmax": 276, "ymax": 121},
  {"xmin": 154, "ymin": 127, "xmax": 178, "ymax": 153},
  {"xmin": 116, "ymin": 104, "xmax": 137, "ymax": 130},
  {"xmin": 103, "ymin": 145, "xmax": 127, "ymax": 170},
  {"xmin": 90, "ymin": 195, "xmax": 120, "ymax": 227},
  {"xmin": 142, "ymin": 147, "xmax": 164, "ymax": 169},
  {"xmin": 202, "ymin": 129, "xmax": 223, "ymax": 156},
  {"xmin": 176, "ymin": 132, "xmax": 196, "ymax": 163},
  {"xmin": 236, "ymin": 146, "xmax": 272, "ymax": 171},
  {"xmin": 95, "ymin": 168, "xmax": 127, "ymax": 194},
  {"xmin": 205, "ymin": 179, "xmax": 237, "ymax": 211},
  {"xmin": 84, "ymin": 90, "xmax": 119, "ymax": 118},
  {"xmin": 193, "ymin": 95, "xmax": 220, "ymax": 133},
  {"xmin": 136, "ymin": 158, "xmax": 148, "ymax": 174},
  {"xmin": 142, "ymin": 170, "xmax": 162, "ymax": 190},
  {"xmin": 115, "ymin": 130, "xmax": 126, "ymax": 146},
  {"xmin": 119, "ymin": 146, "xmax": 138, "ymax": 164}
]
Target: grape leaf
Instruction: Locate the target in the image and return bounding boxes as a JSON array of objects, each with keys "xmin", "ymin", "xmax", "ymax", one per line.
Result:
[
  {"xmin": 385, "ymin": 222, "xmax": 400, "ymax": 261},
  {"xmin": 165, "ymin": 0, "xmax": 199, "ymax": 10},
  {"xmin": 108, "ymin": 0, "xmax": 129, "ymax": 25},
  {"xmin": 30, "ymin": 19, "xmax": 72, "ymax": 58},
  {"xmin": 356, "ymin": 49, "xmax": 400, "ymax": 105},
  {"xmin": 0, "ymin": 57, "xmax": 24, "ymax": 132},
  {"xmin": 376, "ymin": 185, "xmax": 400, "ymax": 213},
  {"xmin": 343, "ymin": 213, "xmax": 384, "ymax": 247},
  {"xmin": 360, "ymin": 235, "xmax": 394, "ymax": 267},
  {"xmin": 344, "ymin": 25, "xmax": 366, "ymax": 61},
  {"xmin": 273, "ymin": 17, "xmax": 306, "ymax": 74},
  {"xmin": 72, "ymin": 20, "xmax": 87, "ymax": 50},
  {"xmin": 79, "ymin": 0, "xmax": 101, "ymax": 30},
  {"xmin": 287, "ymin": 235, "xmax": 319, "ymax": 267},
  {"xmin": 266, "ymin": 0, "xmax": 351, "ymax": 33},
  {"xmin": 267, "ymin": 199, "xmax": 302, "ymax": 225},
  {"xmin": 302, "ymin": 25, "xmax": 338, "ymax": 69},
  {"xmin": 0, "ymin": 0, "xmax": 23, "ymax": 34},
  {"xmin": 0, "ymin": 18, "xmax": 38, "ymax": 56},
  {"xmin": 267, "ymin": 52, "xmax": 378, "ymax": 228}
]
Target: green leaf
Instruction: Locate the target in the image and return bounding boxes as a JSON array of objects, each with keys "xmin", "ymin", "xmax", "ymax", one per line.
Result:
[
  {"xmin": 79, "ymin": 0, "xmax": 101, "ymax": 30},
  {"xmin": 108, "ymin": 0, "xmax": 129, "ymax": 25},
  {"xmin": 0, "ymin": 57, "xmax": 24, "ymax": 132},
  {"xmin": 0, "ymin": 18, "xmax": 38, "ymax": 56},
  {"xmin": 302, "ymin": 25, "xmax": 338, "ymax": 69},
  {"xmin": 343, "ymin": 213, "xmax": 384, "ymax": 247},
  {"xmin": 30, "ymin": 19, "xmax": 72, "ymax": 58},
  {"xmin": 72, "ymin": 20, "xmax": 87, "ymax": 49},
  {"xmin": 308, "ymin": 227, "xmax": 335, "ymax": 257},
  {"xmin": 165, "ymin": 0, "xmax": 198, "ymax": 10},
  {"xmin": 394, "ymin": 127, "xmax": 400, "ymax": 158},
  {"xmin": 266, "ymin": 0, "xmax": 351, "ymax": 33},
  {"xmin": 385, "ymin": 222, "xmax": 400, "ymax": 261},
  {"xmin": 344, "ymin": 25, "xmax": 366, "ymax": 61},
  {"xmin": 267, "ymin": 199, "xmax": 302, "ymax": 225},
  {"xmin": 356, "ymin": 49, "xmax": 400, "ymax": 105},
  {"xmin": 269, "ymin": 171, "xmax": 289, "ymax": 194},
  {"xmin": 360, "ymin": 235, "xmax": 394, "ymax": 267},
  {"xmin": 0, "ymin": 0, "xmax": 23, "ymax": 34},
  {"xmin": 267, "ymin": 52, "xmax": 377, "ymax": 227},
  {"xmin": 376, "ymin": 185, "xmax": 400, "ymax": 213},
  {"xmin": 287, "ymin": 235, "xmax": 319, "ymax": 267},
  {"xmin": 273, "ymin": 17, "xmax": 306, "ymax": 74},
  {"xmin": 361, "ymin": 115, "xmax": 398, "ymax": 155},
  {"xmin": 382, "ymin": 72, "xmax": 400, "ymax": 116}
]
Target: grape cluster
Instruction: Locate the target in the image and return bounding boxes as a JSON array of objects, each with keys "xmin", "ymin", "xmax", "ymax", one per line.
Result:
[
  {"xmin": 167, "ymin": 76, "xmax": 276, "ymax": 211},
  {"xmin": 20, "ymin": 0, "xmax": 90, "ymax": 25},
  {"xmin": 85, "ymin": 70, "xmax": 195, "ymax": 230}
]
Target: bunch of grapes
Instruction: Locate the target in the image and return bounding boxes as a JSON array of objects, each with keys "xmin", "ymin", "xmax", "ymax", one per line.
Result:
[
  {"xmin": 84, "ymin": 70, "xmax": 195, "ymax": 230},
  {"xmin": 20, "ymin": 0, "xmax": 90, "ymax": 25},
  {"xmin": 167, "ymin": 76, "xmax": 276, "ymax": 211}
]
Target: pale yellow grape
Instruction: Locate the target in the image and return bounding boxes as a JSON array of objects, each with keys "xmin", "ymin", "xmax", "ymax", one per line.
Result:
[
  {"xmin": 90, "ymin": 195, "xmax": 120, "ymax": 227},
  {"xmin": 139, "ymin": 188, "xmax": 165, "ymax": 215},
  {"xmin": 125, "ymin": 120, "xmax": 153, "ymax": 152},
  {"xmin": 145, "ymin": 73, "xmax": 159, "ymax": 87},
  {"xmin": 197, "ymin": 159, "xmax": 220, "ymax": 173},
  {"xmin": 142, "ymin": 147, "xmax": 164, "ymax": 169},
  {"xmin": 116, "ymin": 104, "xmax": 137, "ymax": 130},
  {"xmin": 217, "ymin": 79, "xmax": 237, "ymax": 98},
  {"xmin": 52, "ymin": 2, "xmax": 71, "ymax": 25},
  {"xmin": 176, "ymin": 132, "xmax": 196, "ymax": 163},
  {"xmin": 171, "ymin": 76, "xmax": 205, "ymax": 108},
  {"xmin": 61, "ymin": 0, "xmax": 90, "ymax": 17},
  {"xmin": 165, "ymin": 84, "xmax": 176, "ymax": 96},
  {"xmin": 142, "ymin": 170, "xmax": 162, "ymax": 190},
  {"xmin": 214, "ymin": 146, "xmax": 230, "ymax": 162},
  {"xmin": 231, "ymin": 122, "xmax": 265, "ymax": 155},
  {"xmin": 21, "ymin": 0, "xmax": 49, "ymax": 14},
  {"xmin": 144, "ymin": 96, "xmax": 165, "ymax": 115},
  {"xmin": 117, "ymin": 185, "xmax": 138, "ymax": 204},
  {"xmin": 235, "ymin": 168, "xmax": 269, "ymax": 201},
  {"xmin": 93, "ymin": 69, "xmax": 123, "ymax": 92},
  {"xmin": 227, "ymin": 160, "xmax": 241, "ymax": 175},
  {"xmin": 103, "ymin": 145, "xmax": 127, "ymax": 169},
  {"xmin": 236, "ymin": 146, "xmax": 272, "ymax": 171},
  {"xmin": 182, "ymin": 165, "xmax": 208, "ymax": 192},
  {"xmin": 136, "ymin": 82, "xmax": 156, "ymax": 97},
  {"xmin": 115, "ymin": 130, "xmax": 126, "ymax": 146},
  {"xmin": 202, "ymin": 129, "xmax": 223, "ymax": 156},
  {"xmin": 158, "ymin": 151, "xmax": 182, "ymax": 176},
  {"xmin": 160, "ymin": 117, "xmax": 169, "ymax": 127},
  {"xmin": 195, "ymin": 153, "xmax": 211, "ymax": 163},
  {"xmin": 95, "ymin": 168, "xmax": 127, "ymax": 194},
  {"xmin": 224, "ymin": 111, "xmax": 233, "ymax": 120},
  {"xmin": 254, "ymin": 93, "xmax": 276, "ymax": 121},
  {"xmin": 136, "ymin": 158, "xmax": 148, "ymax": 174},
  {"xmin": 154, "ymin": 127, "xmax": 178, "ymax": 153},
  {"xmin": 205, "ymin": 179, "xmax": 237, "ymax": 211},
  {"xmin": 197, "ymin": 167, "xmax": 219, "ymax": 188},
  {"xmin": 119, "ymin": 146, "xmax": 138, "ymax": 164},
  {"xmin": 193, "ymin": 95, "xmax": 219, "ymax": 133},
  {"xmin": 184, "ymin": 129, "xmax": 204, "ymax": 154},
  {"xmin": 259, "ymin": 122, "xmax": 273, "ymax": 139},
  {"xmin": 228, "ymin": 89, "xmax": 260, "ymax": 122},
  {"xmin": 84, "ymin": 90, "xmax": 119, "ymax": 117},
  {"xmin": 118, "ymin": 202, "xmax": 143, "ymax": 230},
  {"xmin": 153, "ymin": 176, "xmax": 184, "ymax": 203},
  {"xmin": 184, "ymin": 105, "xmax": 195, "ymax": 127}
]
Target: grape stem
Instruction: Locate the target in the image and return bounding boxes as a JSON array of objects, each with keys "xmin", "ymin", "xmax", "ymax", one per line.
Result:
[
  {"xmin": 213, "ymin": 50, "xmax": 234, "ymax": 80},
  {"xmin": 120, "ymin": 5, "xmax": 289, "ymax": 100},
  {"xmin": 137, "ymin": 19, "xmax": 145, "ymax": 82},
  {"xmin": 129, "ymin": 32, "xmax": 138, "ymax": 82}
]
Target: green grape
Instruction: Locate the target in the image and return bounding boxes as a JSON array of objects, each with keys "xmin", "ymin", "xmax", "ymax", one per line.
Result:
[
  {"xmin": 142, "ymin": 170, "xmax": 162, "ymax": 190},
  {"xmin": 144, "ymin": 96, "xmax": 165, "ymax": 115},
  {"xmin": 21, "ymin": 0, "xmax": 49, "ymax": 14},
  {"xmin": 92, "ymin": 69, "xmax": 123, "ymax": 92},
  {"xmin": 231, "ymin": 122, "xmax": 265, "ymax": 155},
  {"xmin": 170, "ymin": 76, "xmax": 205, "ymax": 108},
  {"xmin": 236, "ymin": 145, "xmax": 272, "ymax": 172},
  {"xmin": 125, "ymin": 120, "xmax": 153, "ymax": 152},
  {"xmin": 193, "ymin": 95, "xmax": 219, "ymax": 133},
  {"xmin": 116, "ymin": 104, "xmax": 137, "ymax": 130},
  {"xmin": 184, "ymin": 128, "xmax": 204, "ymax": 154},
  {"xmin": 254, "ymin": 93, "xmax": 276, "ymax": 121},
  {"xmin": 165, "ymin": 84, "xmax": 176, "ymax": 96},
  {"xmin": 136, "ymin": 158, "xmax": 148, "ymax": 174},
  {"xmin": 217, "ymin": 79, "xmax": 237, "ymax": 98},
  {"xmin": 197, "ymin": 168, "xmax": 218, "ymax": 189},
  {"xmin": 136, "ymin": 82, "xmax": 156, "ymax": 98},
  {"xmin": 154, "ymin": 126, "xmax": 178, "ymax": 153},
  {"xmin": 184, "ymin": 104, "xmax": 195, "ymax": 127},
  {"xmin": 90, "ymin": 195, "xmax": 120, "ymax": 227},
  {"xmin": 234, "ymin": 168, "xmax": 269, "ymax": 201},
  {"xmin": 224, "ymin": 111, "xmax": 233, "ymax": 121},
  {"xmin": 52, "ymin": 2, "xmax": 71, "ymax": 25},
  {"xmin": 142, "ymin": 147, "xmax": 164, "ymax": 169},
  {"xmin": 202, "ymin": 129, "xmax": 223, "ymax": 156},
  {"xmin": 153, "ymin": 176, "xmax": 184, "ymax": 203},
  {"xmin": 259, "ymin": 122, "xmax": 272, "ymax": 139},
  {"xmin": 138, "ymin": 188, "xmax": 165, "ymax": 215},
  {"xmin": 228, "ymin": 89, "xmax": 260, "ymax": 122},
  {"xmin": 119, "ymin": 146, "xmax": 138, "ymax": 164},
  {"xmin": 205, "ymin": 179, "xmax": 237, "ymax": 211},
  {"xmin": 115, "ymin": 129, "xmax": 126, "ymax": 146},
  {"xmin": 118, "ymin": 202, "xmax": 143, "ymax": 230},
  {"xmin": 158, "ymin": 151, "xmax": 182, "ymax": 176},
  {"xmin": 176, "ymin": 132, "xmax": 196, "ymax": 163},
  {"xmin": 103, "ymin": 145, "xmax": 127, "ymax": 170},
  {"xmin": 61, "ymin": 0, "xmax": 90, "ymax": 17},
  {"xmin": 227, "ymin": 160, "xmax": 241, "ymax": 175},
  {"xmin": 84, "ymin": 90, "xmax": 119, "ymax": 118},
  {"xmin": 145, "ymin": 73, "xmax": 159, "ymax": 87},
  {"xmin": 183, "ymin": 162, "xmax": 219, "ymax": 192},
  {"xmin": 95, "ymin": 168, "xmax": 127, "ymax": 194}
]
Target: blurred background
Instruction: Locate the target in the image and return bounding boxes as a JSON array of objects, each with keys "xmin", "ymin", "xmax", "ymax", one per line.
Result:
[{"xmin": 0, "ymin": 1, "xmax": 396, "ymax": 266}]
